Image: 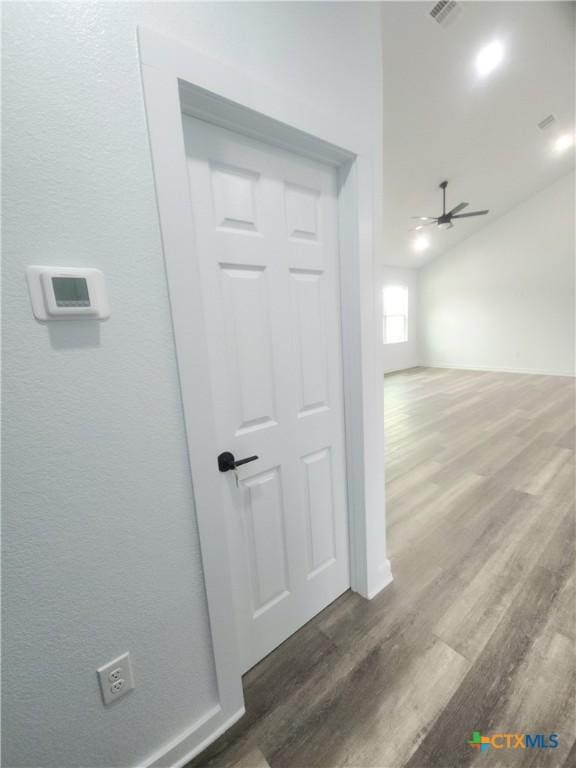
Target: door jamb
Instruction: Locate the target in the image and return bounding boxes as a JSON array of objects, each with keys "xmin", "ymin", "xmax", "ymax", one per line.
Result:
[{"xmin": 138, "ymin": 26, "xmax": 392, "ymax": 768}]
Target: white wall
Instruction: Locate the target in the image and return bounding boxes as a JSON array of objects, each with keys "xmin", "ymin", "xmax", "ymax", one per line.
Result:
[
  {"xmin": 420, "ymin": 171, "xmax": 575, "ymax": 376},
  {"xmin": 2, "ymin": 4, "xmax": 384, "ymax": 767},
  {"xmin": 382, "ymin": 266, "xmax": 420, "ymax": 373}
]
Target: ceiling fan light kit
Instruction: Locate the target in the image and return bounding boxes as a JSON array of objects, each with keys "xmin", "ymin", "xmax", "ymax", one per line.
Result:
[{"xmin": 410, "ymin": 180, "xmax": 489, "ymax": 233}]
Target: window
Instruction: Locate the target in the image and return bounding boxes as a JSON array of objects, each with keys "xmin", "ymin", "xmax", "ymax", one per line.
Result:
[{"xmin": 383, "ymin": 285, "xmax": 408, "ymax": 344}]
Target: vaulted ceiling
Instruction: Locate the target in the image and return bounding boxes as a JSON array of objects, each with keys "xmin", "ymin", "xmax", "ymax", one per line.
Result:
[{"xmin": 381, "ymin": 1, "xmax": 575, "ymax": 267}]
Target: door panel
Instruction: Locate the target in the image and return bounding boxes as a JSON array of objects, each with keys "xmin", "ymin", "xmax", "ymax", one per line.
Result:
[
  {"xmin": 184, "ymin": 116, "xmax": 349, "ymax": 672},
  {"xmin": 301, "ymin": 448, "xmax": 337, "ymax": 577},
  {"xmin": 290, "ymin": 269, "xmax": 329, "ymax": 415},
  {"xmin": 285, "ymin": 182, "xmax": 320, "ymax": 241},
  {"xmin": 220, "ymin": 264, "xmax": 277, "ymax": 434},
  {"xmin": 242, "ymin": 467, "xmax": 290, "ymax": 615},
  {"xmin": 211, "ymin": 163, "xmax": 260, "ymax": 234}
]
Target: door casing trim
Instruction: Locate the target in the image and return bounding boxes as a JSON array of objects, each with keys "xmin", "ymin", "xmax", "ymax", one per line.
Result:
[{"xmin": 138, "ymin": 25, "xmax": 392, "ymax": 767}]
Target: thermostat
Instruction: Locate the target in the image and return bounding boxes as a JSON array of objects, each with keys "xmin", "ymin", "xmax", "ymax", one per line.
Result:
[{"xmin": 27, "ymin": 266, "xmax": 110, "ymax": 321}]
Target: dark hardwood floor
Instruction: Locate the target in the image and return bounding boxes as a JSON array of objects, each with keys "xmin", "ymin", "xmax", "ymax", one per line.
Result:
[{"xmin": 189, "ymin": 368, "xmax": 575, "ymax": 768}]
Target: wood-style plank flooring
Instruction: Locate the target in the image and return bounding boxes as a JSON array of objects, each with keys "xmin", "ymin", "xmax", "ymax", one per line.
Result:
[{"xmin": 190, "ymin": 368, "xmax": 575, "ymax": 768}]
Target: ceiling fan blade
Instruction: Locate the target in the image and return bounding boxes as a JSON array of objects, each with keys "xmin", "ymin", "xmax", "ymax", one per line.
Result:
[
  {"xmin": 452, "ymin": 210, "xmax": 489, "ymax": 218},
  {"xmin": 409, "ymin": 221, "xmax": 436, "ymax": 231},
  {"xmin": 411, "ymin": 216, "xmax": 437, "ymax": 221},
  {"xmin": 448, "ymin": 202, "xmax": 469, "ymax": 216}
]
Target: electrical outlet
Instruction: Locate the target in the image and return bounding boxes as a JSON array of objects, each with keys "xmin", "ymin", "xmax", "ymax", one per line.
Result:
[{"xmin": 97, "ymin": 652, "xmax": 134, "ymax": 706}]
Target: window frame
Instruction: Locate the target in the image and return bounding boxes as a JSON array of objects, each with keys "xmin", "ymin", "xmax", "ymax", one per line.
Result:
[{"xmin": 382, "ymin": 285, "xmax": 408, "ymax": 345}]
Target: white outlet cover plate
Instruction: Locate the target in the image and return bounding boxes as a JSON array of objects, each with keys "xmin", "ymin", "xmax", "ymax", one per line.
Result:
[{"xmin": 97, "ymin": 652, "xmax": 135, "ymax": 706}]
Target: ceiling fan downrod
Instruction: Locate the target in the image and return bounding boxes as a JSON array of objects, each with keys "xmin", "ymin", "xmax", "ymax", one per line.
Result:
[{"xmin": 440, "ymin": 180, "xmax": 448, "ymax": 216}]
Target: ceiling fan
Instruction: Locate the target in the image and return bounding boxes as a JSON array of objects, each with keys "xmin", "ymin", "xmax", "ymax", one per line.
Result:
[{"xmin": 410, "ymin": 181, "xmax": 489, "ymax": 231}]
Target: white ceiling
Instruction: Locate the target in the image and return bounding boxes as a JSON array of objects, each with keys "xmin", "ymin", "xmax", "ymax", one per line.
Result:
[{"xmin": 381, "ymin": 1, "xmax": 575, "ymax": 267}]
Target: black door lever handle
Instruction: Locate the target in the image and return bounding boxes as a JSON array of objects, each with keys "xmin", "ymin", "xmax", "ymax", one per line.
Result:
[
  {"xmin": 218, "ymin": 451, "xmax": 259, "ymax": 473},
  {"xmin": 235, "ymin": 455, "xmax": 259, "ymax": 467}
]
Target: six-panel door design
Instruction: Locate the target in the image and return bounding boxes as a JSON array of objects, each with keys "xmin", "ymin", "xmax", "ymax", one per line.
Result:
[{"xmin": 183, "ymin": 116, "xmax": 349, "ymax": 672}]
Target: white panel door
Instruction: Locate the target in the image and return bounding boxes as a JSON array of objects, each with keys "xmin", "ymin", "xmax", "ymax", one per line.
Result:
[{"xmin": 183, "ymin": 116, "xmax": 349, "ymax": 672}]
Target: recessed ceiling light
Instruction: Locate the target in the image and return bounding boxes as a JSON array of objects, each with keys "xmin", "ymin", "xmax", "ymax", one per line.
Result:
[
  {"xmin": 413, "ymin": 235, "xmax": 430, "ymax": 253},
  {"xmin": 553, "ymin": 134, "xmax": 574, "ymax": 153},
  {"xmin": 475, "ymin": 40, "xmax": 504, "ymax": 78}
]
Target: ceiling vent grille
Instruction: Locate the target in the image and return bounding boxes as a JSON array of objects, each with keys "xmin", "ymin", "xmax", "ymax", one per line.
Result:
[
  {"xmin": 537, "ymin": 114, "xmax": 556, "ymax": 131},
  {"xmin": 429, "ymin": 1, "xmax": 461, "ymax": 26}
]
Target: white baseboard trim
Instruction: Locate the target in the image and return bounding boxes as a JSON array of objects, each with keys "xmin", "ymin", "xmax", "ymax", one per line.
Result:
[
  {"xmin": 366, "ymin": 559, "xmax": 393, "ymax": 600},
  {"xmin": 383, "ymin": 365, "xmax": 420, "ymax": 375},
  {"xmin": 141, "ymin": 704, "xmax": 245, "ymax": 768},
  {"xmin": 423, "ymin": 362, "xmax": 575, "ymax": 378}
]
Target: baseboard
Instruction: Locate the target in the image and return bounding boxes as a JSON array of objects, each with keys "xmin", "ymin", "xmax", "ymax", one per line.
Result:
[
  {"xmin": 141, "ymin": 704, "xmax": 245, "ymax": 768},
  {"xmin": 423, "ymin": 362, "xmax": 575, "ymax": 378},
  {"xmin": 366, "ymin": 559, "xmax": 394, "ymax": 600},
  {"xmin": 383, "ymin": 365, "xmax": 421, "ymax": 375}
]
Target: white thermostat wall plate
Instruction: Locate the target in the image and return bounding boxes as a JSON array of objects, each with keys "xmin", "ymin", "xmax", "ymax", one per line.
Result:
[{"xmin": 27, "ymin": 266, "xmax": 110, "ymax": 321}]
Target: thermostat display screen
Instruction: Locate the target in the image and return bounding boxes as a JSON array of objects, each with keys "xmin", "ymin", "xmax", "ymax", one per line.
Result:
[{"xmin": 52, "ymin": 277, "xmax": 90, "ymax": 307}]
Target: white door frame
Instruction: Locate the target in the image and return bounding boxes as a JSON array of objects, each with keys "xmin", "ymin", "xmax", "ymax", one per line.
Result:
[{"xmin": 138, "ymin": 26, "xmax": 391, "ymax": 768}]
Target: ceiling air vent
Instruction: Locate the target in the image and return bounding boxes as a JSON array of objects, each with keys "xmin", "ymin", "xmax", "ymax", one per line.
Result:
[
  {"xmin": 537, "ymin": 114, "xmax": 556, "ymax": 132},
  {"xmin": 429, "ymin": 1, "xmax": 461, "ymax": 27}
]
